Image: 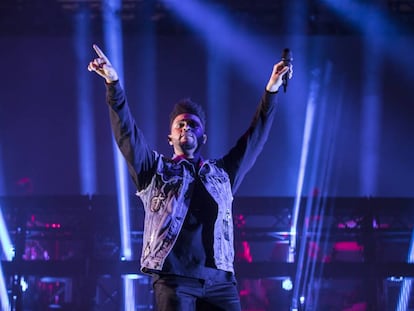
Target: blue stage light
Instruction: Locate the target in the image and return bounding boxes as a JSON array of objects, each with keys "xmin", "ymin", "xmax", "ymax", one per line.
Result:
[
  {"xmin": 74, "ymin": 9, "xmax": 97, "ymax": 195},
  {"xmin": 282, "ymin": 278, "xmax": 293, "ymax": 291},
  {"xmin": 102, "ymin": 0, "xmax": 135, "ymax": 309},
  {"xmin": 0, "ymin": 206, "xmax": 12, "ymax": 310}
]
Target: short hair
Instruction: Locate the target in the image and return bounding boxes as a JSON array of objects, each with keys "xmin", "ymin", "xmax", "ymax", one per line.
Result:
[{"xmin": 169, "ymin": 98, "xmax": 206, "ymax": 129}]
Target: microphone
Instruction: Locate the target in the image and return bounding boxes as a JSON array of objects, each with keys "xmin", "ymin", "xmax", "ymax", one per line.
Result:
[{"xmin": 281, "ymin": 48, "xmax": 293, "ymax": 93}]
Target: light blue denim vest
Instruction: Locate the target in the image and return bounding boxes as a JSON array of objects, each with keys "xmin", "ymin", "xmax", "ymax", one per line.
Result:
[{"xmin": 137, "ymin": 153, "xmax": 235, "ymax": 273}]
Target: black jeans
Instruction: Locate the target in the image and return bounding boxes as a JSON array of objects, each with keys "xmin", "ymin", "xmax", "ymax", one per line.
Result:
[{"xmin": 152, "ymin": 273, "xmax": 241, "ymax": 311}]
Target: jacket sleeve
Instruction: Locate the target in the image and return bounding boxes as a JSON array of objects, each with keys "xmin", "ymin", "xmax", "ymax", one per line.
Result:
[
  {"xmin": 221, "ymin": 90, "xmax": 278, "ymax": 194},
  {"xmin": 106, "ymin": 81, "xmax": 156, "ymax": 191}
]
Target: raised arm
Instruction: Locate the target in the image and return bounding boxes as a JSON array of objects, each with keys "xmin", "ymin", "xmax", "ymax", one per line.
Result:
[
  {"xmin": 88, "ymin": 44, "xmax": 155, "ymax": 191},
  {"xmin": 223, "ymin": 60, "xmax": 292, "ymax": 193}
]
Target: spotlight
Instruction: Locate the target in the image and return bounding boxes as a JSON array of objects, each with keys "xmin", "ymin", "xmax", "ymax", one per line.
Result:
[
  {"xmin": 282, "ymin": 278, "xmax": 293, "ymax": 291},
  {"xmin": 125, "ymin": 274, "xmax": 143, "ymax": 280},
  {"xmin": 388, "ymin": 276, "xmax": 404, "ymax": 282},
  {"xmin": 20, "ymin": 278, "xmax": 28, "ymax": 292}
]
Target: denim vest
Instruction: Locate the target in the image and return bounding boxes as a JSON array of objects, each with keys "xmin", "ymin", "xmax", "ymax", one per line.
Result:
[{"xmin": 137, "ymin": 154, "xmax": 235, "ymax": 273}]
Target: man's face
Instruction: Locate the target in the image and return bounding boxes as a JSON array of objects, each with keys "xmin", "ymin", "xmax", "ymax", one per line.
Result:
[{"xmin": 168, "ymin": 113, "xmax": 206, "ymax": 158}]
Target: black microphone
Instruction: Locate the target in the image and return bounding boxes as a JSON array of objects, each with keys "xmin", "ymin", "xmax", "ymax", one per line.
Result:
[{"xmin": 281, "ymin": 48, "xmax": 293, "ymax": 93}]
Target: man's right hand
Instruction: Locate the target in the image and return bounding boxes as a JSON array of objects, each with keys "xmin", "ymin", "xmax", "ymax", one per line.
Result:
[{"xmin": 87, "ymin": 44, "xmax": 119, "ymax": 83}]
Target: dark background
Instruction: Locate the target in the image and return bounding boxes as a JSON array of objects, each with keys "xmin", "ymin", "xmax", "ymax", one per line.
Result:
[{"xmin": 0, "ymin": 0, "xmax": 413, "ymax": 198}]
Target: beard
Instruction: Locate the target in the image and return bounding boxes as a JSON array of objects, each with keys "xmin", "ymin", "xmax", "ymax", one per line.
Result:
[
  {"xmin": 179, "ymin": 133, "xmax": 204, "ymax": 154},
  {"xmin": 180, "ymin": 133, "xmax": 196, "ymax": 147}
]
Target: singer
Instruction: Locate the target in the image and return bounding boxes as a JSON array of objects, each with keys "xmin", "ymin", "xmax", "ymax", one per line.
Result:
[{"xmin": 88, "ymin": 44, "xmax": 292, "ymax": 311}]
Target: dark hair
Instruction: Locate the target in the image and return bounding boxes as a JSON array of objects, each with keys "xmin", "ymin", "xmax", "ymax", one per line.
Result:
[{"xmin": 169, "ymin": 98, "xmax": 206, "ymax": 129}]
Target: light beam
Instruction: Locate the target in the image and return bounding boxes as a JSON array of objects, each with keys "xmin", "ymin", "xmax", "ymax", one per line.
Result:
[{"xmin": 102, "ymin": 0, "xmax": 134, "ymax": 310}]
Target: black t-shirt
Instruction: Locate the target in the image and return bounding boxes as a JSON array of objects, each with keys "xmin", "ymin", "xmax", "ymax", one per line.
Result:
[{"xmin": 161, "ymin": 162, "xmax": 219, "ymax": 279}]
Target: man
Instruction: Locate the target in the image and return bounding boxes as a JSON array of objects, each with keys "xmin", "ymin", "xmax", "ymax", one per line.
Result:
[{"xmin": 88, "ymin": 44, "xmax": 292, "ymax": 311}]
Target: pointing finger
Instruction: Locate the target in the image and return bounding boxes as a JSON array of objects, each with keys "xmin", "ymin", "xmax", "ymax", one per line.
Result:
[{"xmin": 93, "ymin": 44, "xmax": 110, "ymax": 64}]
